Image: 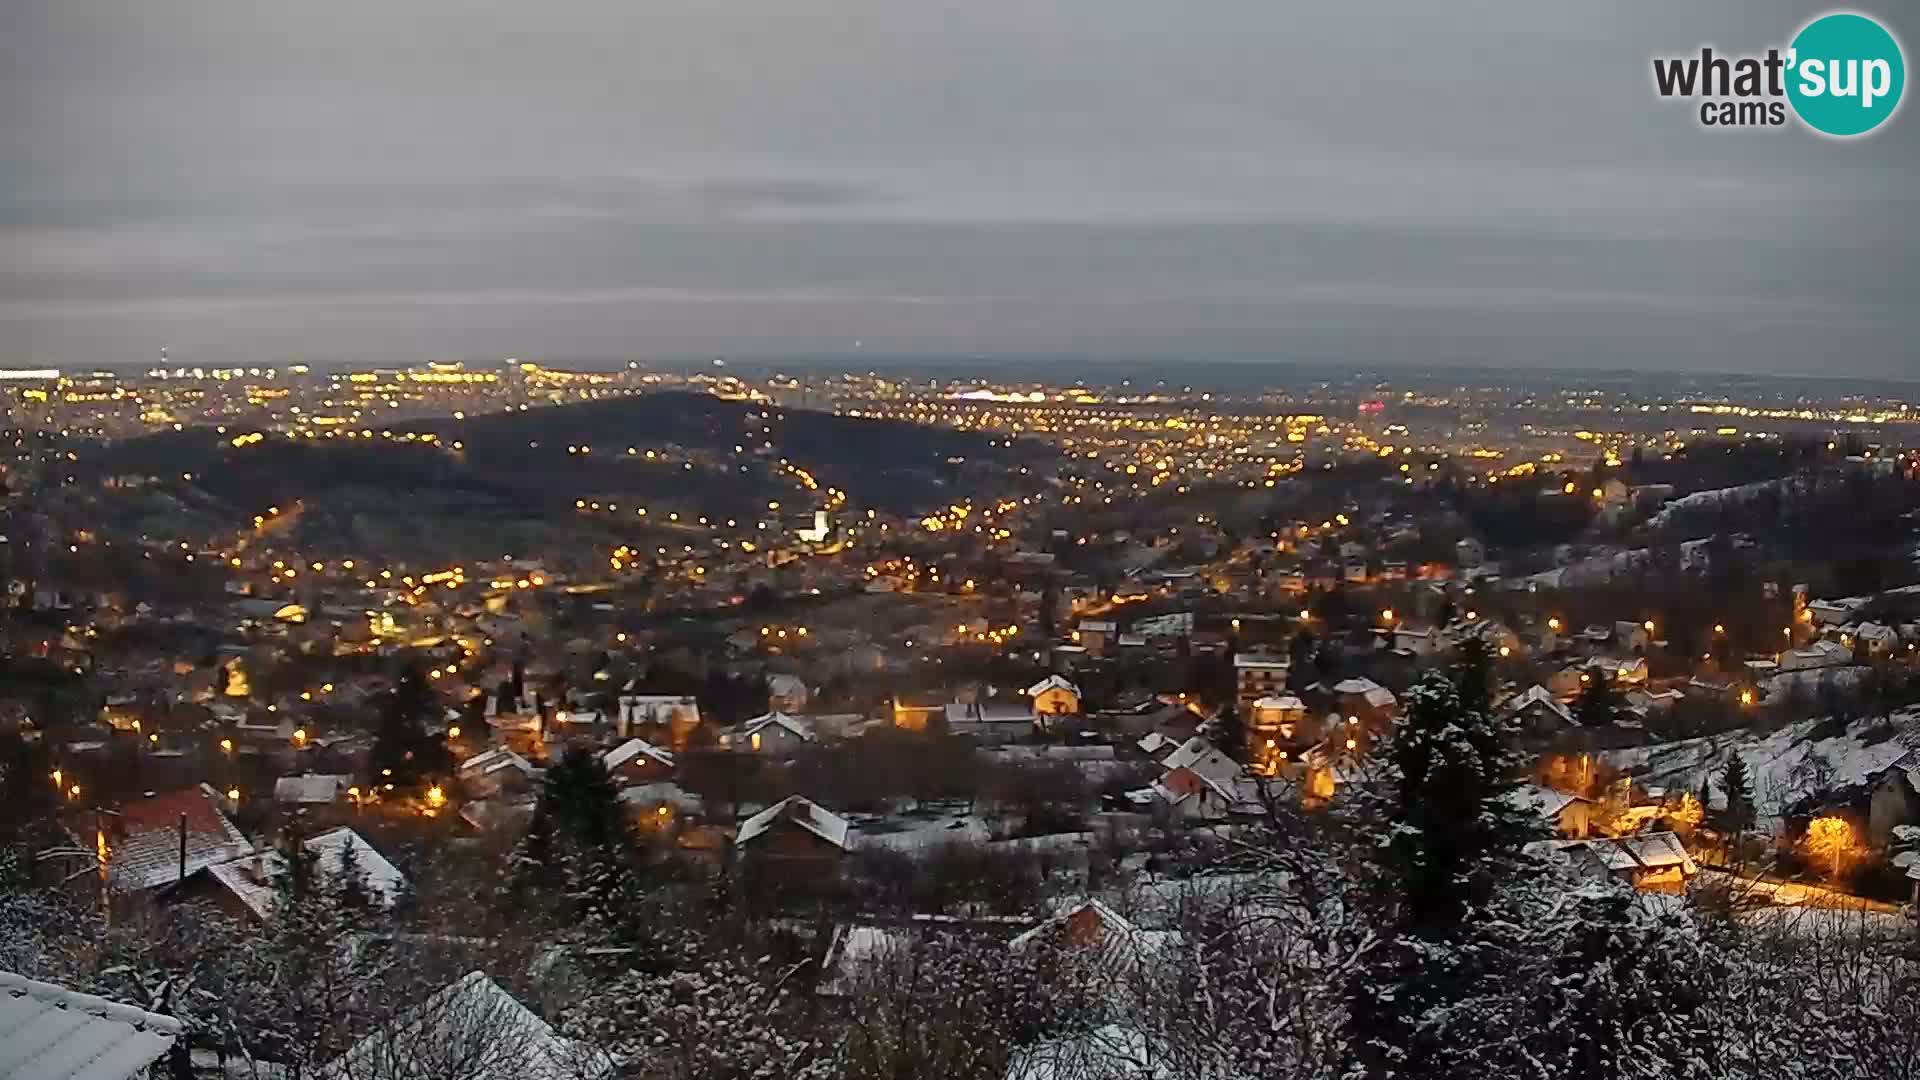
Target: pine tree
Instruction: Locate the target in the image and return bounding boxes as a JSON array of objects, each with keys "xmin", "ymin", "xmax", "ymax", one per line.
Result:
[
  {"xmin": 508, "ymin": 745, "xmax": 645, "ymax": 943},
  {"xmin": 1453, "ymin": 635, "xmax": 1493, "ymax": 718},
  {"xmin": 334, "ymin": 836, "xmax": 372, "ymax": 912},
  {"xmin": 1349, "ymin": 667, "xmax": 1539, "ymax": 1078},
  {"xmin": 1718, "ymin": 755, "xmax": 1755, "ymax": 834},
  {"xmin": 371, "ymin": 661, "xmax": 449, "ymax": 790},
  {"xmin": 1574, "ymin": 665, "xmax": 1621, "ymax": 727}
]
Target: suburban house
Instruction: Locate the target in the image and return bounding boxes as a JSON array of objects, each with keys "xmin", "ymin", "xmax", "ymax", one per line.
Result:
[
  {"xmin": 614, "ymin": 693, "xmax": 701, "ymax": 747},
  {"xmin": 80, "ymin": 784, "xmax": 251, "ymax": 893},
  {"xmin": 602, "ymin": 737, "xmax": 675, "ymax": 785},
  {"xmin": 1075, "ymin": 620, "xmax": 1117, "ymax": 657},
  {"xmin": 1330, "ymin": 677, "xmax": 1398, "ymax": 724},
  {"xmin": 1135, "ymin": 736, "xmax": 1260, "ymax": 821},
  {"xmin": 188, "ymin": 826, "xmax": 406, "ymax": 921},
  {"xmin": 1027, "ymin": 675, "xmax": 1082, "ymax": 721},
  {"xmin": 1008, "ymin": 897, "xmax": 1179, "ymax": 965},
  {"xmin": 1499, "ymin": 686, "xmax": 1575, "ymax": 736},
  {"xmin": 273, "ymin": 773, "xmax": 353, "ymax": 808},
  {"xmin": 721, "ymin": 712, "xmax": 817, "ymax": 755},
  {"xmin": 457, "ymin": 748, "xmax": 540, "ymax": 799},
  {"xmin": 733, "ymin": 796, "xmax": 851, "ymax": 875},
  {"xmin": 1779, "ymin": 640, "xmax": 1852, "ymax": 672},
  {"xmin": 1541, "ymin": 832, "xmax": 1698, "ymax": 892},
  {"xmin": 944, "ymin": 701, "xmax": 1037, "ymax": 744},
  {"xmin": 1506, "ymin": 783, "xmax": 1597, "ymax": 838},
  {"xmin": 766, "ymin": 673, "xmax": 810, "ymax": 714},
  {"xmin": 1866, "ymin": 749, "xmax": 1920, "ymax": 846},
  {"xmin": 1233, "ymin": 652, "xmax": 1292, "ymax": 714},
  {"xmin": 1247, "ymin": 694, "xmax": 1310, "ymax": 743}
]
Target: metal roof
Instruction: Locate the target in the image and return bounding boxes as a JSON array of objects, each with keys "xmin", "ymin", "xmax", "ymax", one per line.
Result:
[{"xmin": 0, "ymin": 970, "xmax": 182, "ymax": 1080}]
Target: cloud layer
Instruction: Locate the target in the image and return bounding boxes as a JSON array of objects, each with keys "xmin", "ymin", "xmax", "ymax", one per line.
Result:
[{"xmin": 3, "ymin": 1, "xmax": 1915, "ymax": 375}]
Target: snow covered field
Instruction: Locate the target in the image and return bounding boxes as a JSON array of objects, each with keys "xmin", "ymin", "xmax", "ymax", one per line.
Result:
[{"xmin": 1602, "ymin": 713, "xmax": 1919, "ymax": 824}]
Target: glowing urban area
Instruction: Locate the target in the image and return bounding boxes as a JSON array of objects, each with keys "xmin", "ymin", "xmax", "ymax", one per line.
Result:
[{"xmin": 3, "ymin": 353, "xmax": 1920, "ymax": 1078}]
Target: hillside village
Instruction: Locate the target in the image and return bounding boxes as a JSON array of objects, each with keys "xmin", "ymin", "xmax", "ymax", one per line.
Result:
[{"xmin": 7, "ymin": 378, "xmax": 1920, "ymax": 1077}]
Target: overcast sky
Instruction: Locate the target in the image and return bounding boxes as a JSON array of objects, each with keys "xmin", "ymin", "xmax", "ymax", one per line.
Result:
[{"xmin": 3, "ymin": 1, "xmax": 1915, "ymax": 377}]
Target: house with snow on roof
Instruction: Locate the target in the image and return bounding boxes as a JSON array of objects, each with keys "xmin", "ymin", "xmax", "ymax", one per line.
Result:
[
  {"xmin": 1008, "ymin": 897, "xmax": 1180, "ymax": 973},
  {"xmin": 274, "ymin": 773, "xmax": 353, "ymax": 808},
  {"xmin": 1498, "ymin": 686, "xmax": 1575, "ymax": 736},
  {"xmin": 766, "ymin": 673, "xmax": 810, "ymax": 714},
  {"xmin": 183, "ymin": 826, "xmax": 406, "ymax": 922},
  {"xmin": 1130, "ymin": 736, "xmax": 1261, "ymax": 821},
  {"xmin": 322, "ymin": 970, "xmax": 608, "ymax": 1080},
  {"xmin": 1026, "ymin": 675, "xmax": 1081, "ymax": 722},
  {"xmin": 733, "ymin": 795, "xmax": 850, "ymax": 883},
  {"xmin": 70, "ymin": 784, "xmax": 251, "ymax": 894},
  {"xmin": 1504, "ymin": 783, "xmax": 1596, "ymax": 838},
  {"xmin": 1537, "ymin": 831, "xmax": 1698, "ymax": 893},
  {"xmin": 1330, "ymin": 677, "xmax": 1397, "ymax": 725},
  {"xmin": 1866, "ymin": 749, "xmax": 1920, "ymax": 847},
  {"xmin": 720, "ymin": 711, "xmax": 816, "ymax": 756},
  {"xmin": 602, "ymin": 737, "xmax": 675, "ymax": 785},
  {"xmin": 944, "ymin": 700, "xmax": 1036, "ymax": 744},
  {"xmin": 456, "ymin": 748, "xmax": 540, "ymax": 799}
]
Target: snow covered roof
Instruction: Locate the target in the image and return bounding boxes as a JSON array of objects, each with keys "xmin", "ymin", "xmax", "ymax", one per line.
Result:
[
  {"xmin": 1026, "ymin": 675, "xmax": 1080, "ymax": 697},
  {"xmin": 100, "ymin": 784, "xmax": 250, "ymax": 892},
  {"xmin": 203, "ymin": 827, "xmax": 407, "ymax": 920},
  {"xmin": 945, "ymin": 703, "xmax": 1033, "ymax": 727},
  {"xmin": 1135, "ymin": 732, "xmax": 1177, "ymax": 756},
  {"xmin": 1503, "ymin": 783, "xmax": 1588, "ymax": 821},
  {"xmin": 1160, "ymin": 736, "xmax": 1221, "ymax": 772},
  {"xmin": 739, "ymin": 712, "xmax": 816, "ymax": 741},
  {"xmin": 322, "ymin": 971, "xmax": 607, "ymax": 1080},
  {"xmin": 616, "ymin": 782, "xmax": 702, "ymax": 814},
  {"xmin": 1502, "ymin": 685, "xmax": 1575, "ymax": 725},
  {"xmin": 459, "ymin": 748, "xmax": 536, "ymax": 777},
  {"xmin": 1550, "ymin": 832, "xmax": 1697, "ymax": 877},
  {"xmin": 602, "ymin": 738, "xmax": 674, "ymax": 772},
  {"xmin": 1251, "ymin": 694, "xmax": 1306, "ymax": 712},
  {"xmin": 0, "ymin": 971, "xmax": 183, "ymax": 1080},
  {"xmin": 735, "ymin": 796, "xmax": 850, "ymax": 851},
  {"xmin": 1008, "ymin": 897, "xmax": 1136, "ymax": 950},
  {"xmin": 1233, "ymin": 652, "xmax": 1290, "ymax": 670},
  {"xmin": 1330, "ymin": 678, "xmax": 1395, "ymax": 708},
  {"xmin": 274, "ymin": 774, "xmax": 351, "ymax": 804}
]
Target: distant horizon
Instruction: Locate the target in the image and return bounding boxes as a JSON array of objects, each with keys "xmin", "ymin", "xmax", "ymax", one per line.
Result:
[{"xmin": 38, "ymin": 352, "xmax": 1920, "ymax": 394}]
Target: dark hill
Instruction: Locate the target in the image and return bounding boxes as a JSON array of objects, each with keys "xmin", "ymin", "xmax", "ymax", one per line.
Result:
[{"xmin": 84, "ymin": 391, "xmax": 1049, "ymax": 519}]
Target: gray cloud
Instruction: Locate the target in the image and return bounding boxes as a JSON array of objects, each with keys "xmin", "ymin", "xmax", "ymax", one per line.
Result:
[{"xmin": 1, "ymin": 0, "xmax": 1915, "ymax": 376}]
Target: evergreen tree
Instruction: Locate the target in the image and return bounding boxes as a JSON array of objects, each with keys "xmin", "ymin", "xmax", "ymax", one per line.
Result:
[
  {"xmin": 1453, "ymin": 635, "xmax": 1494, "ymax": 718},
  {"xmin": 507, "ymin": 745, "xmax": 645, "ymax": 944},
  {"xmin": 1574, "ymin": 665, "xmax": 1621, "ymax": 727},
  {"xmin": 1210, "ymin": 706, "xmax": 1246, "ymax": 761},
  {"xmin": 1349, "ymin": 668, "xmax": 1538, "ymax": 1078},
  {"xmin": 1718, "ymin": 755, "xmax": 1755, "ymax": 834},
  {"xmin": 371, "ymin": 661, "xmax": 449, "ymax": 790},
  {"xmin": 333, "ymin": 836, "xmax": 372, "ymax": 913}
]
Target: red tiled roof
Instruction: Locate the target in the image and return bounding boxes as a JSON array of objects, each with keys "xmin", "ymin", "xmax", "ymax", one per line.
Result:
[{"xmin": 99, "ymin": 784, "xmax": 250, "ymax": 891}]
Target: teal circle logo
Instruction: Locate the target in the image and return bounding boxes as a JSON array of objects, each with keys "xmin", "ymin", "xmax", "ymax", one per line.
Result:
[{"xmin": 1787, "ymin": 13, "xmax": 1905, "ymax": 136}]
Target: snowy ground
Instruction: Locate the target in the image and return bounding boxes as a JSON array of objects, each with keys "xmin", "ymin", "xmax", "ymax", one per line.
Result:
[{"xmin": 1601, "ymin": 713, "xmax": 1919, "ymax": 825}]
